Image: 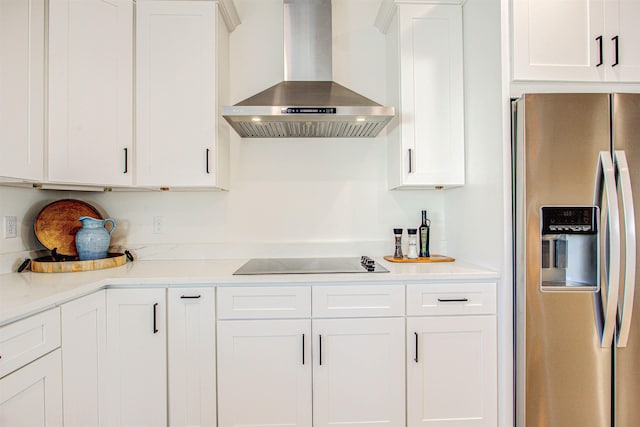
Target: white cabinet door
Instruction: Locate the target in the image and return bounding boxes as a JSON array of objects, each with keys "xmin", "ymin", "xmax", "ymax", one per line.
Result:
[
  {"xmin": 312, "ymin": 318, "xmax": 405, "ymax": 427},
  {"xmin": 106, "ymin": 288, "xmax": 166, "ymax": 427},
  {"xmin": 386, "ymin": 4, "xmax": 464, "ymax": 189},
  {"xmin": 217, "ymin": 319, "xmax": 312, "ymax": 427},
  {"xmin": 512, "ymin": 0, "xmax": 640, "ymax": 82},
  {"xmin": 168, "ymin": 288, "xmax": 216, "ymax": 427},
  {"xmin": 61, "ymin": 291, "xmax": 106, "ymax": 427},
  {"xmin": 605, "ymin": 0, "xmax": 640, "ymax": 81},
  {"xmin": 0, "ymin": 0, "xmax": 44, "ymax": 182},
  {"xmin": 136, "ymin": 1, "xmax": 229, "ymax": 189},
  {"xmin": 407, "ymin": 316, "xmax": 497, "ymax": 427},
  {"xmin": 512, "ymin": 0, "xmax": 604, "ymax": 81},
  {"xmin": 0, "ymin": 349, "xmax": 63, "ymax": 427},
  {"xmin": 48, "ymin": 0, "xmax": 133, "ymax": 186}
]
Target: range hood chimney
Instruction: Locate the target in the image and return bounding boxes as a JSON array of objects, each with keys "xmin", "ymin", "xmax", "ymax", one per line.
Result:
[{"xmin": 222, "ymin": 0, "xmax": 394, "ymax": 138}]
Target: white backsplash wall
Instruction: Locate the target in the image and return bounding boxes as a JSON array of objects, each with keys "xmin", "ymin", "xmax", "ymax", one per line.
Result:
[
  {"xmin": 0, "ymin": 0, "xmax": 447, "ymax": 269},
  {"xmin": 0, "ymin": 186, "xmax": 67, "ymax": 272}
]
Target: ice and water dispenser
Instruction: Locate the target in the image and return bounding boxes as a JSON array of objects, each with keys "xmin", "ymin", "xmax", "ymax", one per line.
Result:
[{"xmin": 540, "ymin": 206, "xmax": 599, "ymax": 291}]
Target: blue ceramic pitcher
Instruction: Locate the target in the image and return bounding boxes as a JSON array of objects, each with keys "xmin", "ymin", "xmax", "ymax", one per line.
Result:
[{"xmin": 75, "ymin": 216, "xmax": 116, "ymax": 261}]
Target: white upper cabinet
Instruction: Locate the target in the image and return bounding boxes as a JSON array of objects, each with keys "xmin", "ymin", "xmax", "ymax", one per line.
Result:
[
  {"xmin": 377, "ymin": 1, "xmax": 465, "ymax": 189},
  {"xmin": 512, "ymin": 0, "xmax": 640, "ymax": 82},
  {"xmin": 136, "ymin": 0, "xmax": 234, "ymax": 190},
  {"xmin": 0, "ymin": 0, "xmax": 44, "ymax": 183},
  {"xmin": 47, "ymin": 0, "xmax": 133, "ymax": 186}
]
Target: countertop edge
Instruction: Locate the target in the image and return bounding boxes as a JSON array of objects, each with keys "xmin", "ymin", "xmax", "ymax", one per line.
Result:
[{"xmin": 0, "ymin": 258, "xmax": 500, "ymax": 326}]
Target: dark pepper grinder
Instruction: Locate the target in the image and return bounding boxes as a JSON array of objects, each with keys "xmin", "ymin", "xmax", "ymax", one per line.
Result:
[
  {"xmin": 419, "ymin": 210, "xmax": 431, "ymax": 257},
  {"xmin": 393, "ymin": 228, "xmax": 403, "ymax": 259}
]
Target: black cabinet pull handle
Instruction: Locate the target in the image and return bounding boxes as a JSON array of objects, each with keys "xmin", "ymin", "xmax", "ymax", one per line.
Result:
[
  {"xmin": 180, "ymin": 295, "xmax": 201, "ymax": 299},
  {"xmin": 414, "ymin": 332, "xmax": 419, "ymax": 363},
  {"xmin": 206, "ymin": 148, "xmax": 210, "ymax": 174},
  {"xmin": 596, "ymin": 35, "xmax": 603, "ymax": 67},
  {"xmin": 123, "ymin": 148, "xmax": 129, "ymax": 174},
  {"xmin": 302, "ymin": 334, "xmax": 305, "ymax": 365},
  {"xmin": 612, "ymin": 35, "xmax": 619, "ymax": 67},
  {"xmin": 153, "ymin": 302, "xmax": 159, "ymax": 334},
  {"xmin": 408, "ymin": 148, "xmax": 413, "ymax": 173},
  {"xmin": 437, "ymin": 297, "xmax": 469, "ymax": 302},
  {"xmin": 319, "ymin": 335, "xmax": 323, "ymax": 366}
]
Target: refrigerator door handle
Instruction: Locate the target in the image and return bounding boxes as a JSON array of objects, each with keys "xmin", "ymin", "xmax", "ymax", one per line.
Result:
[
  {"xmin": 614, "ymin": 150, "xmax": 636, "ymax": 348},
  {"xmin": 594, "ymin": 151, "xmax": 621, "ymax": 348}
]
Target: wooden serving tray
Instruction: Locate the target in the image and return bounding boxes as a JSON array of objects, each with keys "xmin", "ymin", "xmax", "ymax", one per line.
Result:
[
  {"xmin": 384, "ymin": 255, "xmax": 455, "ymax": 263},
  {"xmin": 31, "ymin": 253, "xmax": 127, "ymax": 273}
]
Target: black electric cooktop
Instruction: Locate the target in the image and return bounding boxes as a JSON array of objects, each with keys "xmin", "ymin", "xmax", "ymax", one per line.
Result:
[{"xmin": 233, "ymin": 257, "xmax": 389, "ymax": 275}]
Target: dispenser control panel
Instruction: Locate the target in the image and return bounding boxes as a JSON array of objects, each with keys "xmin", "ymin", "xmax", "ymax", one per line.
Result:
[{"xmin": 541, "ymin": 206, "xmax": 598, "ymax": 234}]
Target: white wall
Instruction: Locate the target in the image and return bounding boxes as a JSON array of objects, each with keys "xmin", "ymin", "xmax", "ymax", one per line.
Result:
[
  {"xmin": 447, "ymin": 0, "xmax": 504, "ymax": 272},
  {"xmin": 0, "ymin": 0, "xmax": 447, "ymax": 268}
]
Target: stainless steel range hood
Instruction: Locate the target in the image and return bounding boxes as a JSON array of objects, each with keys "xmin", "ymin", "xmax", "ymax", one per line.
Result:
[{"xmin": 222, "ymin": 0, "xmax": 394, "ymax": 138}]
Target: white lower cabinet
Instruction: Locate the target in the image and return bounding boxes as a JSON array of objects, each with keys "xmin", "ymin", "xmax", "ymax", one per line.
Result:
[
  {"xmin": 0, "ymin": 349, "xmax": 63, "ymax": 427},
  {"xmin": 217, "ymin": 317, "xmax": 405, "ymax": 427},
  {"xmin": 216, "ymin": 285, "xmax": 407, "ymax": 427},
  {"xmin": 105, "ymin": 287, "xmax": 217, "ymax": 427},
  {"xmin": 168, "ymin": 287, "xmax": 217, "ymax": 427},
  {"xmin": 406, "ymin": 315, "xmax": 497, "ymax": 427},
  {"xmin": 0, "ymin": 280, "xmax": 498, "ymax": 427},
  {"xmin": 312, "ymin": 317, "xmax": 405, "ymax": 427},
  {"xmin": 217, "ymin": 319, "xmax": 313, "ymax": 427},
  {"xmin": 61, "ymin": 291, "xmax": 107, "ymax": 427},
  {"xmin": 106, "ymin": 288, "xmax": 167, "ymax": 427}
]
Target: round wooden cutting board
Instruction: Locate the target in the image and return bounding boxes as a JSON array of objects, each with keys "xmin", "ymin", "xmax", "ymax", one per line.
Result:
[{"xmin": 34, "ymin": 199, "xmax": 103, "ymax": 256}]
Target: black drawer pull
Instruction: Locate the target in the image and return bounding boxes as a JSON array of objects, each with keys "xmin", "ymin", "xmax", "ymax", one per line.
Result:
[
  {"xmin": 437, "ymin": 298, "xmax": 469, "ymax": 302},
  {"xmin": 180, "ymin": 295, "xmax": 201, "ymax": 299}
]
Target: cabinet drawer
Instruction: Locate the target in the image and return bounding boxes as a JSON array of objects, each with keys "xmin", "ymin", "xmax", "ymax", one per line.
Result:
[
  {"xmin": 217, "ymin": 286, "xmax": 311, "ymax": 319},
  {"xmin": 0, "ymin": 308, "xmax": 61, "ymax": 378},
  {"xmin": 312, "ymin": 285, "xmax": 404, "ymax": 317},
  {"xmin": 406, "ymin": 282, "xmax": 496, "ymax": 316}
]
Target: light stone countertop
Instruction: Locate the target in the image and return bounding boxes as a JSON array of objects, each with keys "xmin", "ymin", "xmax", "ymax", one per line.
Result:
[{"xmin": 0, "ymin": 258, "xmax": 499, "ymax": 326}]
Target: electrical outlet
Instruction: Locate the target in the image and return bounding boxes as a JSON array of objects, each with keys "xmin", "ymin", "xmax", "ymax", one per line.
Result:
[
  {"xmin": 4, "ymin": 216, "xmax": 17, "ymax": 238},
  {"xmin": 153, "ymin": 216, "xmax": 164, "ymax": 234}
]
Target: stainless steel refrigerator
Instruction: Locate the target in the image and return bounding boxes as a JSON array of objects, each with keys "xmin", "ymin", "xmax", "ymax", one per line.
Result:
[{"xmin": 513, "ymin": 93, "xmax": 640, "ymax": 427}]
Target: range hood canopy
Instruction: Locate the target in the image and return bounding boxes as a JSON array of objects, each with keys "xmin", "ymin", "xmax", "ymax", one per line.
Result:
[{"xmin": 222, "ymin": 0, "xmax": 394, "ymax": 138}]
